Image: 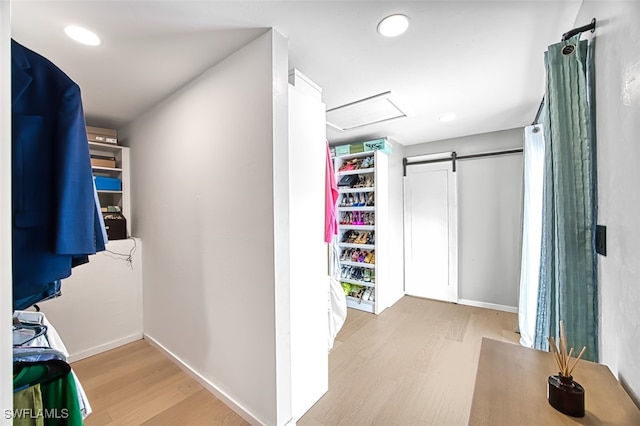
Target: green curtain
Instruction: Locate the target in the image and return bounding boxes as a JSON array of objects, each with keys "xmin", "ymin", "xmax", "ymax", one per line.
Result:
[{"xmin": 535, "ymin": 34, "xmax": 598, "ymax": 362}]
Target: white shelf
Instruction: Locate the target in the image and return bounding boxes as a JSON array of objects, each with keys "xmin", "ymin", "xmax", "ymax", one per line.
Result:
[
  {"xmin": 339, "ymin": 187, "xmax": 374, "ymax": 193},
  {"xmin": 335, "ymin": 152, "xmax": 376, "ymax": 161},
  {"xmin": 92, "ymin": 166, "xmax": 123, "ymax": 172},
  {"xmin": 341, "ymin": 278, "xmax": 375, "ymax": 287},
  {"xmin": 346, "ymin": 296, "xmax": 375, "ymax": 313},
  {"xmin": 339, "ymin": 243, "xmax": 375, "ymax": 250},
  {"xmin": 88, "ymin": 132, "xmax": 131, "ymax": 237},
  {"xmin": 340, "ymin": 261, "xmax": 375, "ymax": 269},
  {"xmin": 338, "ymin": 206, "xmax": 375, "ymax": 212},
  {"xmin": 339, "ymin": 225, "xmax": 375, "ymax": 231},
  {"xmin": 89, "ymin": 141, "xmax": 121, "ymax": 150},
  {"xmin": 338, "ymin": 168, "xmax": 375, "ymax": 176}
]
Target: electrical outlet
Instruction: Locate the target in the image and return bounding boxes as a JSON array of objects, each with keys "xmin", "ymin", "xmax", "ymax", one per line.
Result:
[{"xmin": 596, "ymin": 225, "xmax": 607, "ymax": 256}]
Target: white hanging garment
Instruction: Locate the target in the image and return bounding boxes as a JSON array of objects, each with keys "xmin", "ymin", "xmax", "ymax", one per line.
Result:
[
  {"xmin": 13, "ymin": 310, "xmax": 93, "ymax": 419},
  {"xmin": 328, "ymin": 240, "xmax": 347, "ymax": 350},
  {"xmin": 518, "ymin": 125, "xmax": 545, "ymax": 348}
]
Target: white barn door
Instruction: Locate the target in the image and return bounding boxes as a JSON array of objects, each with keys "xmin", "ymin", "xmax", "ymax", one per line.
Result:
[{"xmin": 404, "ymin": 156, "xmax": 458, "ymax": 302}]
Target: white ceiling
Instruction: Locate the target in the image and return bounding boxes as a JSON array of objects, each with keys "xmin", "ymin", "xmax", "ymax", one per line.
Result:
[{"xmin": 10, "ymin": 1, "xmax": 584, "ymax": 146}]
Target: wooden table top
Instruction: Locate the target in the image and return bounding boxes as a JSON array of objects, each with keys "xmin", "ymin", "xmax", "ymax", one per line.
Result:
[{"xmin": 469, "ymin": 338, "xmax": 640, "ymax": 425}]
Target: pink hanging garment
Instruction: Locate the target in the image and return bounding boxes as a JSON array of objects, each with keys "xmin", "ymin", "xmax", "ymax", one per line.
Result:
[{"xmin": 325, "ymin": 142, "xmax": 339, "ymax": 243}]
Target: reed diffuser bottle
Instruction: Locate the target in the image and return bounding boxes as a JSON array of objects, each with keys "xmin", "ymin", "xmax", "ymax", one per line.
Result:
[{"xmin": 547, "ymin": 321, "xmax": 587, "ymax": 417}]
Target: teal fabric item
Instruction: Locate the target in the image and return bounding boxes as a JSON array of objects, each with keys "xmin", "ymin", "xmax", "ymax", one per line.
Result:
[{"xmin": 535, "ymin": 34, "xmax": 598, "ymax": 361}]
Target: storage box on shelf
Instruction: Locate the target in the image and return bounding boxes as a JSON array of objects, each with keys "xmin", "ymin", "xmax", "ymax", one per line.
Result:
[
  {"xmin": 90, "ymin": 155, "xmax": 116, "ymax": 168},
  {"xmin": 102, "ymin": 212, "xmax": 127, "ymax": 240},
  {"xmin": 87, "ymin": 126, "xmax": 131, "ymax": 238},
  {"xmin": 333, "ymin": 137, "xmax": 393, "ymax": 158},
  {"xmin": 334, "ymin": 148, "xmax": 389, "ymax": 314},
  {"xmin": 87, "ymin": 125, "xmax": 118, "ymax": 144}
]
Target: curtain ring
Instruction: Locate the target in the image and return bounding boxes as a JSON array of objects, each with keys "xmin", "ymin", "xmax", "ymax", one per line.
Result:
[{"xmin": 562, "ymin": 44, "xmax": 576, "ymax": 56}]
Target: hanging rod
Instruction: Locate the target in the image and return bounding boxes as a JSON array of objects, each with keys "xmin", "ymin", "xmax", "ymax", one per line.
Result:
[
  {"xmin": 532, "ymin": 98, "xmax": 545, "ymax": 125},
  {"xmin": 532, "ymin": 18, "xmax": 597, "ymax": 125},
  {"xmin": 561, "ymin": 18, "xmax": 596, "ymax": 41},
  {"xmin": 403, "ymin": 148, "xmax": 523, "ymax": 176}
]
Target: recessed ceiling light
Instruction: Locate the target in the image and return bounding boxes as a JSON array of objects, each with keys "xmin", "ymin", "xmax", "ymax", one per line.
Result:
[
  {"xmin": 377, "ymin": 14, "xmax": 410, "ymax": 37},
  {"xmin": 64, "ymin": 25, "xmax": 101, "ymax": 46},
  {"xmin": 438, "ymin": 113, "xmax": 457, "ymax": 123}
]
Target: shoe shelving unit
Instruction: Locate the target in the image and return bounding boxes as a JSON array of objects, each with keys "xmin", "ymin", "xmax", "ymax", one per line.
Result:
[{"xmin": 334, "ymin": 150, "xmax": 389, "ymax": 314}]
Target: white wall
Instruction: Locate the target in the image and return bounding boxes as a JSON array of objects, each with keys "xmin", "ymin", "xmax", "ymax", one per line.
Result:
[
  {"xmin": 1, "ymin": 2, "xmax": 13, "ymax": 421},
  {"xmin": 457, "ymin": 154, "xmax": 523, "ymax": 308},
  {"xmin": 404, "ymin": 128, "xmax": 524, "ymax": 159},
  {"xmin": 36, "ymin": 239, "xmax": 143, "ymax": 362},
  {"xmin": 404, "ymin": 128, "xmax": 524, "ymax": 311},
  {"xmin": 574, "ymin": 1, "xmax": 640, "ymax": 404},
  {"xmin": 271, "ymin": 32, "xmax": 293, "ymax": 426},
  {"xmin": 125, "ymin": 30, "xmax": 290, "ymax": 425}
]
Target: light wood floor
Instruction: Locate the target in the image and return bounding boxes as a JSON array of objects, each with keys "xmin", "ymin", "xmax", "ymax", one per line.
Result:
[
  {"xmin": 71, "ymin": 340, "xmax": 248, "ymax": 425},
  {"xmin": 72, "ymin": 296, "xmax": 519, "ymax": 425}
]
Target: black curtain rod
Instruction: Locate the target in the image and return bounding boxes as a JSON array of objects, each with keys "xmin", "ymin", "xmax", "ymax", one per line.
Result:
[
  {"xmin": 532, "ymin": 18, "xmax": 597, "ymax": 125},
  {"xmin": 403, "ymin": 148, "xmax": 523, "ymax": 175},
  {"xmin": 562, "ymin": 18, "xmax": 596, "ymax": 41},
  {"xmin": 533, "ymin": 98, "xmax": 546, "ymax": 125}
]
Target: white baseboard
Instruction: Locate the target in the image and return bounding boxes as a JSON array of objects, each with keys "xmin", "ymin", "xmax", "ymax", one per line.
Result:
[
  {"xmin": 68, "ymin": 332, "xmax": 143, "ymax": 363},
  {"xmin": 143, "ymin": 333, "xmax": 264, "ymax": 426},
  {"xmin": 457, "ymin": 299, "xmax": 518, "ymax": 314}
]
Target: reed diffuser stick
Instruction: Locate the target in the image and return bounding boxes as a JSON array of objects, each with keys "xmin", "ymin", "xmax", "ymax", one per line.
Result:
[
  {"xmin": 559, "ymin": 320, "xmax": 567, "ymax": 369},
  {"xmin": 548, "ymin": 322, "xmax": 586, "ymax": 377},
  {"xmin": 565, "ymin": 347, "xmax": 574, "ymax": 376},
  {"xmin": 568, "ymin": 346, "xmax": 587, "ymax": 377},
  {"xmin": 548, "ymin": 337, "xmax": 562, "ymax": 369}
]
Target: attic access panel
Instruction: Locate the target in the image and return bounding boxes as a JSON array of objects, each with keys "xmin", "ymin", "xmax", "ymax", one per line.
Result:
[{"xmin": 326, "ymin": 91, "xmax": 408, "ymax": 131}]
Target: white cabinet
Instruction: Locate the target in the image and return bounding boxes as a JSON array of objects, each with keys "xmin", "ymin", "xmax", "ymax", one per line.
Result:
[
  {"xmin": 288, "ymin": 70, "xmax": 329, "ymax": 419},
  {"xmin": 335, "ymin": 150, "xmax": 391, "ymax": 314},
  {"xmin": 88, "ymin": 141, "xmax": 131, "ymax": 236}
]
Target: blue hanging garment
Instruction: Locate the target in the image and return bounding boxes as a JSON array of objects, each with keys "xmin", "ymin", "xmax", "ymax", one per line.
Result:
[{"xmin": 11, "ymin": 39, "xmax": 105, "ymax": 310}]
